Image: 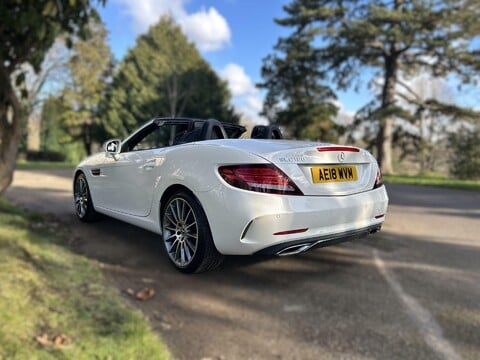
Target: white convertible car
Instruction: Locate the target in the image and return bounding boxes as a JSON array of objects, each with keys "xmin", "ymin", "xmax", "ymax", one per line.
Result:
[{"xmin": 73, "ymin": 117, "xmax": 388, "ymax": 272}]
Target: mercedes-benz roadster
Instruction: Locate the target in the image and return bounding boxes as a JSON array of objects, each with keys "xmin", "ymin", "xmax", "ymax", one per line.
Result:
[{"xmin": 73, "ymin": 117, "xmax": 388, "ymax": 273}]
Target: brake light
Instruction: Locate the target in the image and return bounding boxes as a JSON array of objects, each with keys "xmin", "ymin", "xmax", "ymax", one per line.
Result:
[
  {"xmin": 374, "ymin": 169, "xmax": 383, "ymax": 189},
  {"xmin": 218, "ymin": 164, "xmax": 303, "ymax": 195},
  {"xmin": 316, "ymin": 146, "xmax": 360, "ymax": 152}
]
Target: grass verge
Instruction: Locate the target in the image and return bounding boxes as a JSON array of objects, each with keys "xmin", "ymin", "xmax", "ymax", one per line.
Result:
[
  {"xmin": 384, "ymin": 174, "xmax": 480, "ymax": 192},
  {"xmin": 15, "ymin": 161, "xmax": 76, "ymax": 171},
  {"xmin": 0, "ymin": 198, "xmax": 170, "ymax": 360}
]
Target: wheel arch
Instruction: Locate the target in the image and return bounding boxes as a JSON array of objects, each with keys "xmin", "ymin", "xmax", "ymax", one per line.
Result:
[
  {"xmin": 159, "ymin": 184, "xmax": 219, "ymax": 248},
  {"xmin": 159, "ymin": 183, "xmax": 224, "ymax": 272},
  {"xmin": 159, "ymin": 184, "xmax": 201, "ymax": 220},
  {"xmin": 73, "ymin": 168, "xmax": 84, "ymax": 181},
  {"xmin": 73, "ymin": 169, "xmax": 84, "ymax": 192}
]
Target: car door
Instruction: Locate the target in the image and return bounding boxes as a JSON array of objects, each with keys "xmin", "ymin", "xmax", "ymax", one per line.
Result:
[
  {"xmin": 98, "ymin": 150, "xmax": 163, "ymax": 216},
  {"xmin": 95, "ymin": 122, "xmax": 172, "ymax": 217}
]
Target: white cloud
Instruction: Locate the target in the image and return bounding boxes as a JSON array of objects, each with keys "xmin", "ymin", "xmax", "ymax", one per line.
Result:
[
  {"xmin": 115, "ymin": 0, "xmax": 184, "ymax": 33},
  {"xmin": 218, "ymin": 63, "xmax": 267, "ymax": 124},
  {"xmin": 245, "ymin": 95, "xmax": 262, "ymax": 112},
  {"xmin": 114, "ymin": 0, "xmax": 231, "ymax": 52},
  {"xmin": 179, "ymin": 8, "xmax": 231, "ymax": 52},
  {"xmin": 331, "ymin": 99, "xmax": 354, "ymax": 126},
  {"xmin": 219, "ymin": 63, "xmax": 257, "ymax": 96},
  {"xmin": 239, "ymin": 95, "xmax": 268, "ymax": 125}
]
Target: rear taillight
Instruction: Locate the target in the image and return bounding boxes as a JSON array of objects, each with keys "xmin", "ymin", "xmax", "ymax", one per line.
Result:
[
  {"xmin": 374, "ymin": 169, "xmax": 383, "ymax": 189},
  {"xmin": 218, "ymin": 164, "xmax": 303, "ymax": 195}
]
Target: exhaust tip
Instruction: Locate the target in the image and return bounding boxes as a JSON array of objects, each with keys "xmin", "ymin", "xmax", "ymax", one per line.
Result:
[
  {"xmin": 276, "ymin": 243, "xmax": 312, "ymax": 256},
  {"xmin": 369, "ymin": 225, "xmax": 382, "ymax": 234}
]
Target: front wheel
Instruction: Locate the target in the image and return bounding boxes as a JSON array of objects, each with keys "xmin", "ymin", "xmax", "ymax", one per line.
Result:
[
  {"xmin": 73, "ymin": 173, "xmax": 99, "ymax": 222},
  {"xmin": 161, "ymin": 191, "xmax": 223, "ymax": 273}
]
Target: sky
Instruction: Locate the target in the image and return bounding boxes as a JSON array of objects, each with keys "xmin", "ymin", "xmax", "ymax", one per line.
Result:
[
  {"xmin": 96, "ymin": 0, "xmax": 372, "ymax": 124},
  {"xmin": 95, "ymin": 0, "xmax": 478, "ymax": 125}
]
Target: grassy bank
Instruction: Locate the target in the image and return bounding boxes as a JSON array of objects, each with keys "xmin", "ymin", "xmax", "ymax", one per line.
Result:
[
  {"xmin": 15, "ymin": 161, "xmax": 76, "ymax": 171},
  {"xmin": 384, "ymin": 174, "xmax": 480, "ymax": 192},
  {"xmin": 0, "ymin": 198, "xmax": 170, "ymax": 359}
]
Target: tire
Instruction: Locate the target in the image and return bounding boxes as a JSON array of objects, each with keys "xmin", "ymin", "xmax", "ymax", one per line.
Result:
[
  {"xmin": 73, "ymin": 173, "xmax": 100, "ymax": 223},
  {"xmin": 161, "ymin": 191, "xmax": 223, "ymax": 273}
]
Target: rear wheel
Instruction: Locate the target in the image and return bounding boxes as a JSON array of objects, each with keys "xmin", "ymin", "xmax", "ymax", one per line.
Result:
[
  {"xmin": 161, "ymin": 191, "xmax": 223, "ymax": 273},
  {"xmin": 73, "ymin": 173, "xmax": 99, "ymax": 222}
]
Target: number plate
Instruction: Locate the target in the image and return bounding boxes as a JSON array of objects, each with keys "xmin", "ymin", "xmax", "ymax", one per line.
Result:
[{"xmin": 311, "ymin": 165, "xmax": 358, "ymax": 183}]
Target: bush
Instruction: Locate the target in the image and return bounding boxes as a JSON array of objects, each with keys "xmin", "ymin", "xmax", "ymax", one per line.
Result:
[
  {"xmin": 26, "ymin": 150, "xmax": 66, "ymax": 162},
  {"xmin": 449, "ymin": 125, "xmax": 480, "ymax": 180}
]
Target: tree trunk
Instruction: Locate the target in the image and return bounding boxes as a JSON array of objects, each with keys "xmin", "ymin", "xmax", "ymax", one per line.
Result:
[
  {"xmin": 83, "ymin": 123, "xmax": 92, "ymax": 155},
  {"xmin": 168, "ymin": 74, "xmax": 178, "ymax": 117},
  {"xmin": 377, "ymin": 55, "xmax": 397, "ymax": 175},
  {"xmin": 377, "ymin": 117, "xmax": 393, "ymax": 174},
  {"xmin": 418, "ymin": 110, "xmax": 427, "ymax": 173},
  {"xmin": 0, "ymin": 67, "xmax": 22, "ymax": 195}
]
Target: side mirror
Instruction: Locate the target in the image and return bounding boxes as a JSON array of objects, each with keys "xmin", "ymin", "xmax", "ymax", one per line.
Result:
[{"xmin": 104, "ymin": 139, "xmax": 121, "ymax": 156}]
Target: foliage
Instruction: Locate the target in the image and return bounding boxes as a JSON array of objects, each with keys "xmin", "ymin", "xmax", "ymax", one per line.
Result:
[
  {"xmin": 62, "ymin": 18, "xmax": 113, "ymax": 155},
  {"xmin": 259, "ymin": 5, "xmax": 338, "ymax": 141},
  {"xmin": 275, "ymin": 0, "xmax": 480, "ymax": 173},
  {"xmin": 40, "ymin": 95, "xmax": 67, "ymax": 153},
  {"xmin": 383, "ymin": 174, "xmax": 480, "ymax": 192},
  {"xmin": 0, "ymin": 0, "xmax": 104, "ymax": 195},
  {"xmin": 0, "ymin": 198, "xmax": 171, "ymax": 359},
  {"xmin": 25, "ymin": 150, "xmax": 66, "ymax": 162},
  {"xmin": 40, "ymin": 95, "xmax": 87, "ymax": 163},
  {"xmin": 378, "ymin": 77, "xmax": 455, "ymax": 174},
  {"xmin": 100, "ymin": 17, "xmax": 238, "ymax": 139},
  {"xmin": 449, "ymin": 125, "xmax": 480, "ymax": 180},
  {"xmin": 15, "ymin": 38, "xmax": 71, "ymax": 154}
]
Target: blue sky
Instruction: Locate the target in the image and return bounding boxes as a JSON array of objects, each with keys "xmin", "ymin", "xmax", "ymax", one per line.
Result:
[
  {"xmin": 98, "ymin": 0, "xmax": 290, "ymax": 84},
  {"xmin": 96, "ymin": 0, "xmax": 374, "ymax": 124},
  {"xmin": 96, "ymin": 0, "xmax": 478, "ymax": 124}
]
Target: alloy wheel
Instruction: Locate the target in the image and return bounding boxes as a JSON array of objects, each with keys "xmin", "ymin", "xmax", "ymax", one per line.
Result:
[
  {"xmin": 74, "ymin": 176, "xmax": 89, "ymax": 218},
  {"xmin": 162, "ymin": 197, "xmax": 199, "ymax": 267}
]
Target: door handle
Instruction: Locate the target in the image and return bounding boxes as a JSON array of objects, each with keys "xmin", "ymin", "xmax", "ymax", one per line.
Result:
[{"xmin": 142, "ymin": 159, "xmax": 156, "ymax": 171}]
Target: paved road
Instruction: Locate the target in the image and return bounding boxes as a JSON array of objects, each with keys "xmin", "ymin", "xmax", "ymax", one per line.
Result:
[{"xmin": 5, "ymin": 170, "xmax": 480, "ymax": 360}]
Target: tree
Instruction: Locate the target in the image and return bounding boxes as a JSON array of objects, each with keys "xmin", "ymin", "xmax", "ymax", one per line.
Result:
[
  {"xmin": 62, "ymin": 19, "xmax": 113, "ymax": 155},
  {"xmin": 449, "ymin": 125, "xmax": 480, "ymax": 179},
  {"xmin": 16, "ymin": 38, "xmax": 71, "ymax": 152},
  {"xmin": 40, "ymin": 95, "xmax": 87, "ymax": 163},
  {"xmin": 0, "ymin": 0, "xmax": 104, "ymax": 194},
  {"xmin": 392, "ymin": 76, "xmax": 461, "ymax": 173},
  {"xmin": 40, "ymin": 95, "xmax": 67, "ymax": 153},
  {"xmin": 100, "ymin": 17, "xmax": 238, "ymax": 138},
  {"xmin": 278, "ymin": 0, "xmax": 480, "ymax": 173},
  {"xmin": 258, "ymin": 6, "xmax": 338, "ymax": 141}
]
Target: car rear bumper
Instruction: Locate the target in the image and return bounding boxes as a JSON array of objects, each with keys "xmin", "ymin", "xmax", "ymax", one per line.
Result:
[
  {"xmin": 254, "ymin": 224, "xmax": 382, "ymax": 256},
  {"xmin": 197, "ymin": 184, "xmax": 388, "ymax": 255}
]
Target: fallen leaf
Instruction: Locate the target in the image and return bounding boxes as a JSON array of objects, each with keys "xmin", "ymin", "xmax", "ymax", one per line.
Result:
[
  {"xmin": 136, "ymin": 287, "xmax": 155, "ymax": 301},
  {"xmin": 53, "ymin": 333, "xmax": 71, "ymax": 348},
  {"xmin": 160, "ymin": 321, "xmax": 172, "ymax": 330},
  {"xmin": 126, "ymin": 288, "xmax": 135, "ymax": 296},
  {"xmin": 35, "ymin": 333, "xmax": 51, "ymax": 346}
]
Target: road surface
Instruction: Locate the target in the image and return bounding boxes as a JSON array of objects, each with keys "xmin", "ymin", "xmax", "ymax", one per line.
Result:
[{"xmin": 5, "ymin": 169, "xmax": 480, "ymax": 360}]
